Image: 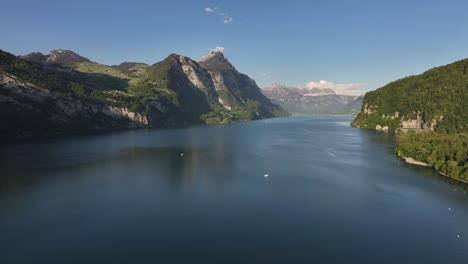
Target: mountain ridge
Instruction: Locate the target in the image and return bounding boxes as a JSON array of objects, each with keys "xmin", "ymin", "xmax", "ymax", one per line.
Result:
[
  {"xmin": 22, "ymin": 49, "xmax": 92, "ymax": 67},
  {"xmin": 0, "ymin": 49, "xmax": 287, "ymax": 139},
  {"xmin": 197, "ymin": 51, "xmax": 236, "ymax": 72},
  {"xmin": 262, "ymin": 84, "xmax": 362, "ymax": 115}
]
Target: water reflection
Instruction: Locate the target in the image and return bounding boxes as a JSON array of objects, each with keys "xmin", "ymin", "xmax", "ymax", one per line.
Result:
[
  {"xmin": 0, "ymin": 127, "xmax": 235, "ymax": 195},
  {"xmin": 357, "ymin": 129, "xmax": 468, "ymax": 192},
  {"xmin": 1, "ymin": 116, "xmax": 468, "ymax": 263}
]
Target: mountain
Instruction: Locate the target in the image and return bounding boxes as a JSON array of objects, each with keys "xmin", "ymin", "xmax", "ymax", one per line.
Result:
[
  {"xmin": 0, "ymin": 50, "xmax": 147, "ymax": 138},
  {"xmin": 20, "ymin": 52, "xmax": 47, "ymax": 64},
  {"xmin": 262, "ymin": 84, "xmax": 362, "ymax": 115},
  {"xmin": 136, "ymin": 53, "xmax": 218, "ymax": 125},
  {"xmin": 198, "ymin": 51, "xmax": 236, "ymax": 71},
  {"xmin": 336, "ymin": 96, "xmax": 363, "ymax": 115},
  {"xmin": 22, "ymin": 49, "xmax": 92, "ymax": 67},
  {"xmin": 351, "ymin": 59, "xmax": 468, "ymax": 133},
  {"xmin": 0, "ymin": 49, "xmax": 287, "ymax": 139},
  {"xmin": 197, "ymin": 52, "xmax": 287, "ymax": 121}
]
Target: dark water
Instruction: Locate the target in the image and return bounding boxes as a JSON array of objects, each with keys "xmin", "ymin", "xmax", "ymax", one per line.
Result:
[{"xmin": 1, "ymin": 116, "xmax": 467, "ymax": 263}]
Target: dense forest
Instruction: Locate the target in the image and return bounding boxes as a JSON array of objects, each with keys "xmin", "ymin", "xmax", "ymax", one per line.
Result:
[
  {"xmin": 351, "ymin": 58, "xmax": 468, "ymax": 182},
  {"xmin": 397, "ymin": 132, "xmax": 468, "ymax": 181},
  {"xmin": 351, "ymin": 58, "xmax": 468, "ymax": 133}
]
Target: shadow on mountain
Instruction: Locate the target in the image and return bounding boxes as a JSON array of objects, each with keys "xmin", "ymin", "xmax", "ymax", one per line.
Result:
[{"xmin": 40, "ymin": 63, "xmax": 130, "ymax": 91}]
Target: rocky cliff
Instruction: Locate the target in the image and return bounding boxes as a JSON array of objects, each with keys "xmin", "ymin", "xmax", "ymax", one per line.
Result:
[
  {"xmin": 197, "ymin": 52, "xmax": 287, "ymax": 120},
  {"xmin": 0, "ymin": 71, "xmax": 147, "ymax": 139}
]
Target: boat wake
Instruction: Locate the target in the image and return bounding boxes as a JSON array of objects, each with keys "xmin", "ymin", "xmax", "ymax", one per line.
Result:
[{"xmin": 326, "ymin": 148, "xmax": 336, "ymax": 158}]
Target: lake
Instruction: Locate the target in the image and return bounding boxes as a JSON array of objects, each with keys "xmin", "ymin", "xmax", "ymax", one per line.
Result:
[{"xmin": 1, "ymin": 116, "xmax": 467, "ymax": 263}]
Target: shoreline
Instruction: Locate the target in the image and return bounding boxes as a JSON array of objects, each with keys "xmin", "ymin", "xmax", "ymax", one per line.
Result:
[
  {"xmin": 402, "ymin": 157, "xmax": 429, "ymax": 167},
  {"xmin": 437, "ymin": 171, "xmax": 468, "ymax": 185},
  {"xmin": 401, "ymin": 156, "xmax": 468, "ymax": 185}
]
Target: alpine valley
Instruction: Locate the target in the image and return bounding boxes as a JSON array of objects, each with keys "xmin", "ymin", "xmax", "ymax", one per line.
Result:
[
  {"xmin": 262, "ymin": 84, "xmax": 363, "ymax": 115},
  {"xmin": 0, "ymin": 49, "xmax": 287, "ymax": 139}
]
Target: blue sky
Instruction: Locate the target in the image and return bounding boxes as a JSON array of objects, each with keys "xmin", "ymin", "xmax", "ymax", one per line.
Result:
[{"xmin": 1, "ymin": 0, "xmax": 468, "ymax": 92}]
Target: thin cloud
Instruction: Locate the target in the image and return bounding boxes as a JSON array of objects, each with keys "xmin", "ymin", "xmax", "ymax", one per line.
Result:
[
  {"xmin": 204, "ymin": 7, "xmax": 215, "ymax": 13},
  {"xmin": 210, "ymin": 46, "xmax": 225, "ymax": 53},
  {"xmin": 204, "ymin": 6, "xmax": 233, "ymax": 24},
  {"xmin": 261, "ymin": 73, "xmax": 277, "ymax": 80},
  {"xmin": 305, "ymin": 80, "xmax": 365, "ymax": 96},
  {"xmin": 224, "ymin": 17, "xmax": 233, "ymax": 24}
]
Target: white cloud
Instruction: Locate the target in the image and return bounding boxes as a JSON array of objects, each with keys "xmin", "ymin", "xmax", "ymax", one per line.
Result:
[
  {"xmin": 261, "ymin": 73, "xmax": 277, "ymax": 80},
  {"xmin": 305, "ymin": 80, "xmax": 365, "ymax": 96},
  {"xmin": 210, "ymin": 46, "xmax": 225, "ymax": 53},
  {"xmin": 223, "ymin": 17, "xmax": 233, "ymax": 24},
  {"xmin": 204, "ymin": 6, "xmax": 233, "ymax": 24}
]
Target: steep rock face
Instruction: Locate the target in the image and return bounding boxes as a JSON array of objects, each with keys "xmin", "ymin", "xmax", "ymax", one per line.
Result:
[
  {"xmin": 144, "ymin": 54, "xmax": 217, "ymax": 123},
  {"xmin": 197, "ymin": 52, "xmax": 286, "ymax": 118},
  {"xmin": 356, "ymin": 104, "xmax": 439, "ymax": 132},
  {"xmin": 262, "ymin": 84, "xmax": 362, "ymax": 115},
  {"xmin": 351, "ymin": 59, "xmax": 468, "ymax": 133},
  {"xmin": 198, "ymin": 51, "xmax": 236, "ymax": 71},
  {"xmin": 170, "ymin": 54, "xmax": 218, "ymax": 101},
  {"xmin": 0, "ymin": 71, "xmax": 147, "ymax": 139}
]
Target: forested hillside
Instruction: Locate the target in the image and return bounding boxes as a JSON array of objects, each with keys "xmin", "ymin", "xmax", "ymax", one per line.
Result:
[
  {"xmin": 351, "ymin": 59, "xmax": 468, "ymax": 182},
  {"xmin": 397, "ymin": 132, "xmax": 468, "ymax": 181},
  {"xmin": 351, "ymin": 59, "xmax": 468, "ymax": 133}
]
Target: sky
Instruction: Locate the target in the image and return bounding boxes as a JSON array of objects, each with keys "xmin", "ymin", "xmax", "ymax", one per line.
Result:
[{"xmin": 1, "ymin": 0, "xmax": 468, "ymax": 93}]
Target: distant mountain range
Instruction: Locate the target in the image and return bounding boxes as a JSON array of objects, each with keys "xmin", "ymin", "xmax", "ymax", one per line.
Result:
[
  {"xmin": 0, "ymin": 49, "xmax": 287, "ymax": 139},
  {"xmin": 262, "ymin": 84, "xmax": 363, "ymax": 115}
]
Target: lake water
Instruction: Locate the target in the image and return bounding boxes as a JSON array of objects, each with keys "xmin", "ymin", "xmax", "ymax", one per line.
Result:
[{"xmin": 1, "ymin": 116, "xmax": 467, "ymax": 263}]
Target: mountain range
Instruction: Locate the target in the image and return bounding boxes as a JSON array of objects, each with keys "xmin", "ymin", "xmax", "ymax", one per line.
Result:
[
  {"xmin": 0, "ymin": 49, "xmax": 287, "ymax": 139},
  {"xmin": 262, "ymin": 84, "xmax": 363, "ymax": 115}
]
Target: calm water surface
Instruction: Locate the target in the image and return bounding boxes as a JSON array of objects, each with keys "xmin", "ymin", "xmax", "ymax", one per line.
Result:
[{"xmin": 1, "ymin": 116, "xmax": 467, "ymax": 263}]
